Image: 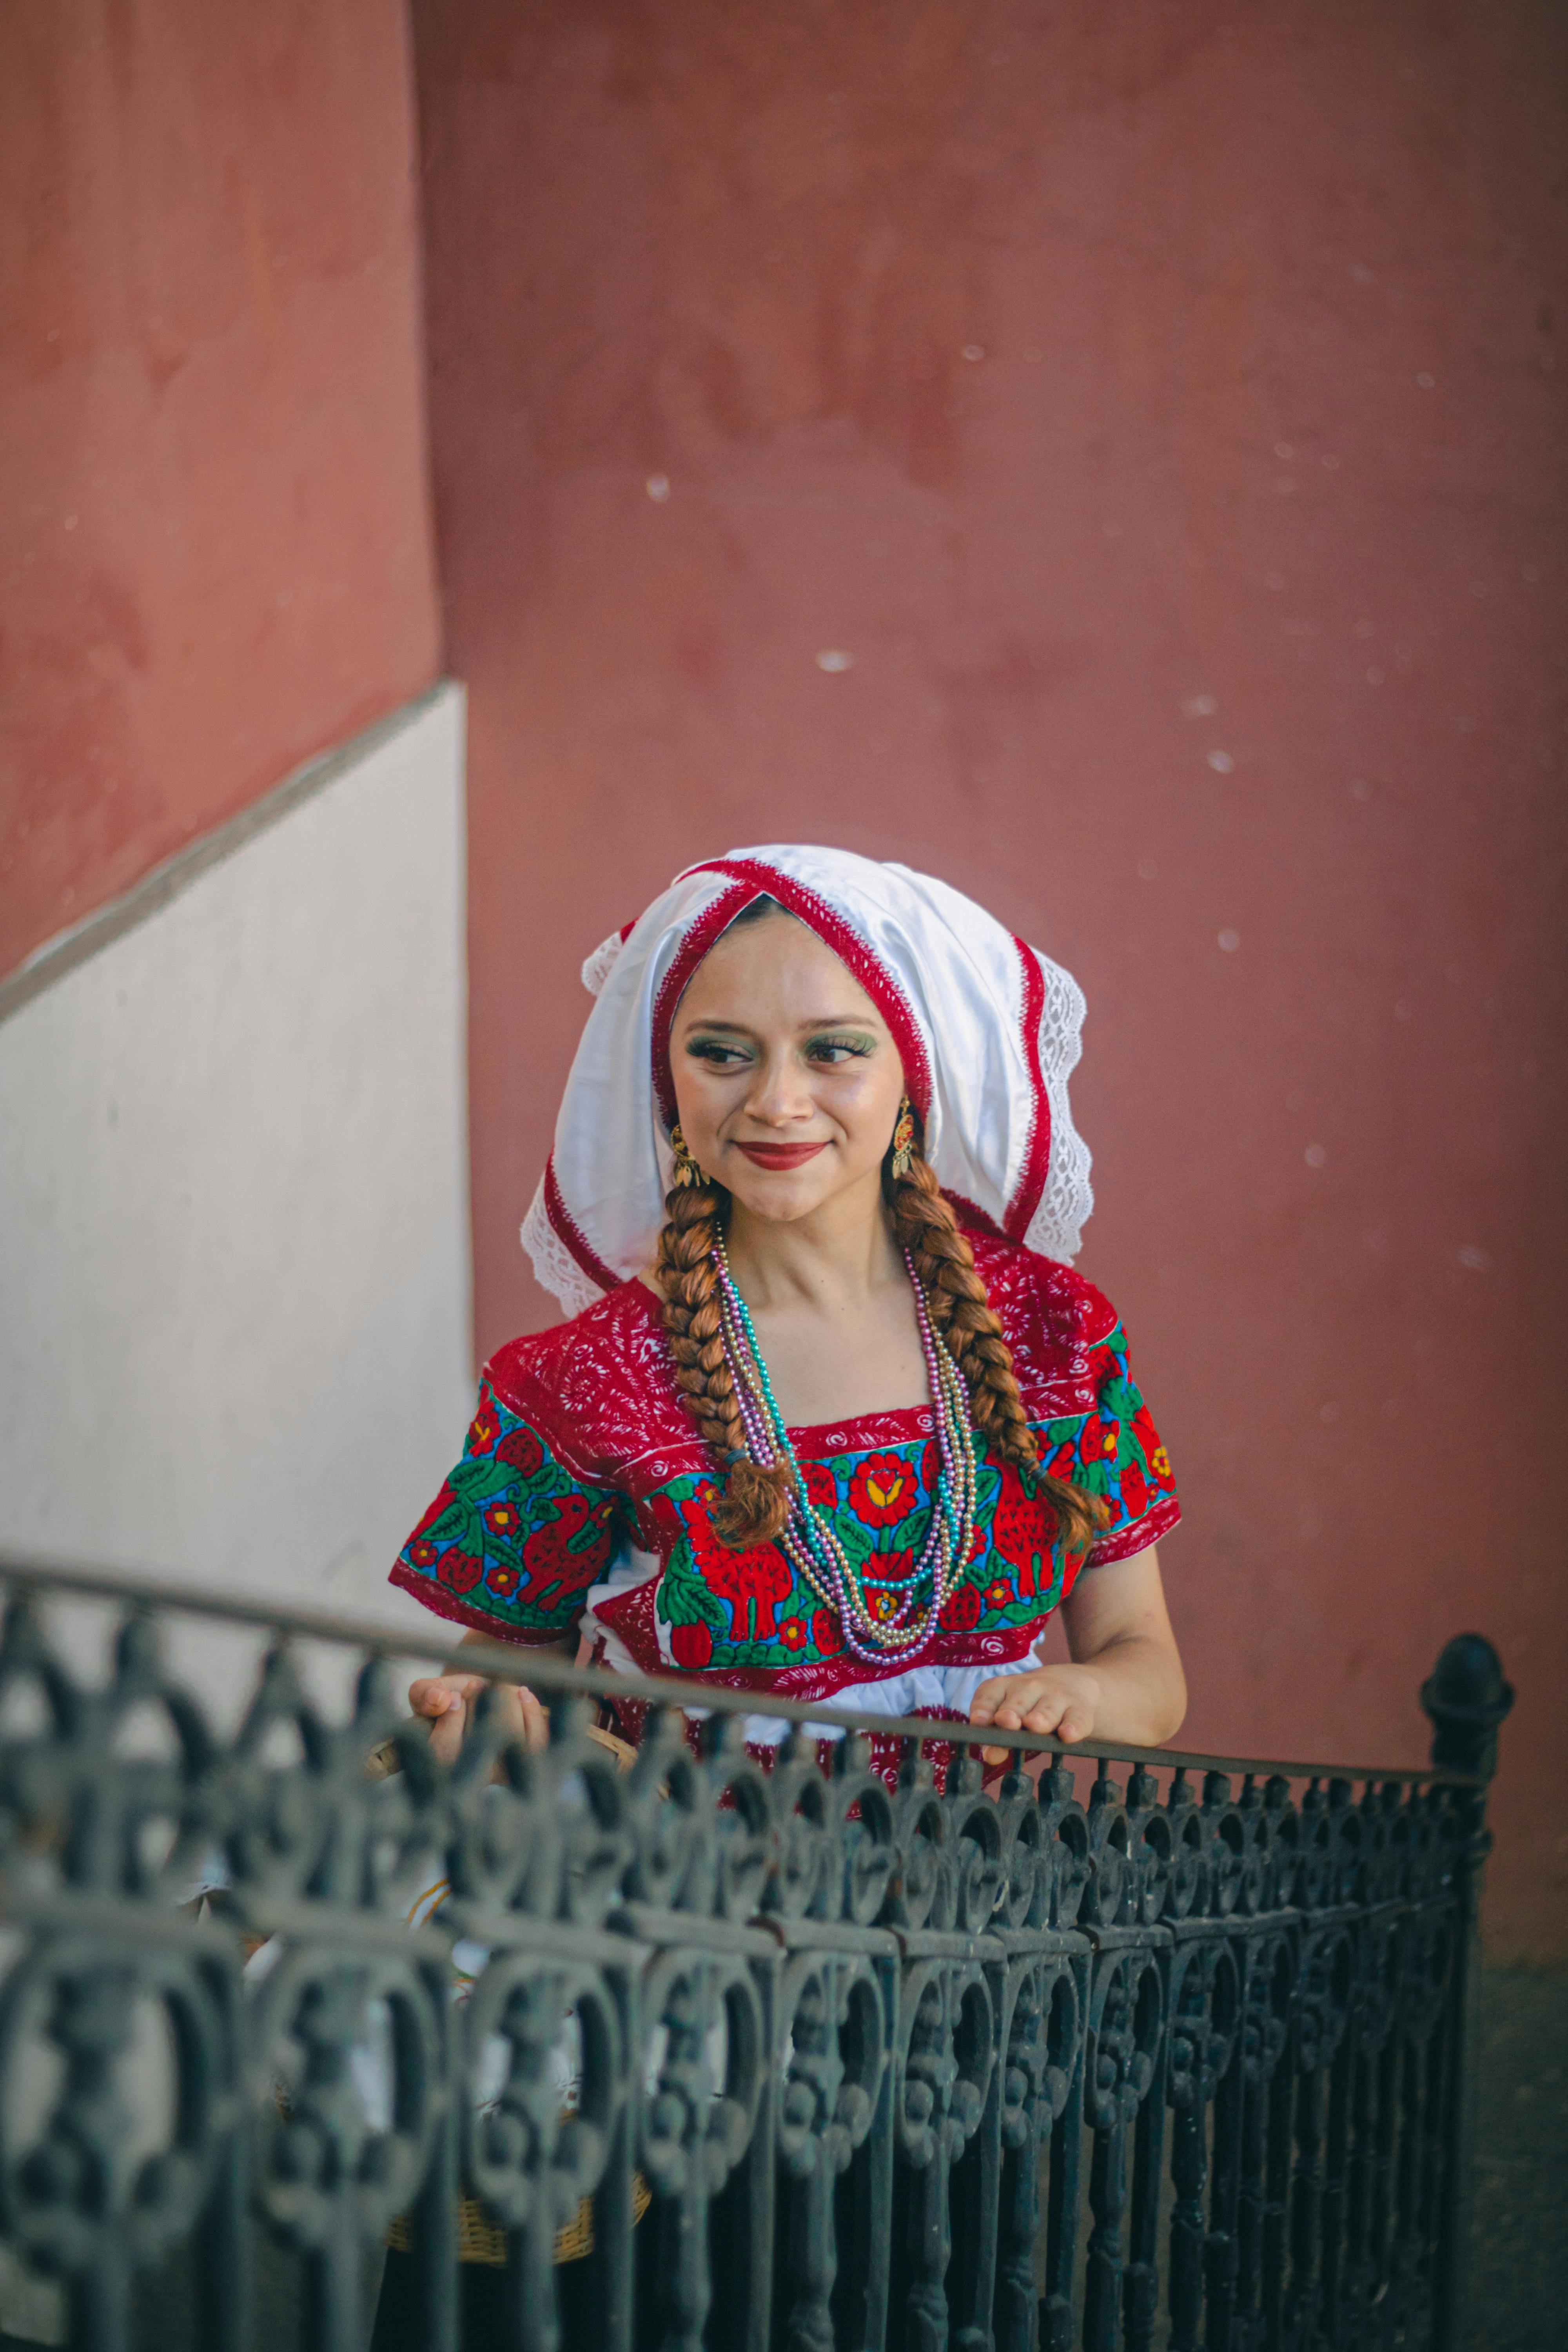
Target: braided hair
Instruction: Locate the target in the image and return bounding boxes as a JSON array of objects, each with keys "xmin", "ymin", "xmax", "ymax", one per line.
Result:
[
  {"xmin": 882, "ymin": 1153, "xmax": 1105, "ymax": 1557},
  {"xmin": 654, "ymin": 1175, "xmax": 794, "ymax": 1547},
  {"xmin": 654, "ymin": 1136, "xmax": 1105, "ymax": 1559}
]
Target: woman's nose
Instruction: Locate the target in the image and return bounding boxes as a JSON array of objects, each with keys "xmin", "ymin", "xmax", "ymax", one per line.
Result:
[{"xmin": 745, "ymin": 1051, "xmax": 816, "ymax": 1124}]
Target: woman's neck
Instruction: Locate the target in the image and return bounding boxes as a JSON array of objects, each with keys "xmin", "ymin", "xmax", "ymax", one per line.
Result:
[{"xmin": 722, "ymin": 1170, "xmax": 904, "ymax": 1314}]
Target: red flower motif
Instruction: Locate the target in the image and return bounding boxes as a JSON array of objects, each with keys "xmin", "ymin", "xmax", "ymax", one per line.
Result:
[
  {"xmin": 406, "ymin": 1539, "xmax": 439, "ymax": 1569},
  {"xmin": 986, "ymin": 1579, "xmax": 1013, "ymax": 1608},
  {"xmin": 992, "ymin": 1464, "xmax": 1053, "ymax": 1601},
  {"xmin": 802, "ymin": 1459, "xmax": 837, "ymax": 1511},
  {"xmin": 679, "ymin": 1499, "xmax": 794, "ymax": 1643},
  {"xmin": 468, "ymin": 1406, "xmax": 499, "ymax": 1454},
  {"xmin": 848, "ymin": 1452, "xmax": 918, "ymax": 1529},
  {"xmin": 1046, "ymin": 1443, "xmax": 1077, "ymax": 1481},
  {"xmin": 486, "ymin": 1563, "xmax": 521, "ymax": 1597},
  {"xmin": 1131, "ymin": 1407, "xmax": 1171, "ymax": 1483},
  {"xmin": 484, "ymin": 1502, "xmax": 520, "ymax": 1535},
  {"xmin": 920, "ymin": 1439, "xmax": 940, "ymax": 1496},
  {"xmin": 813, "ymin": 1608, "xmax": 843, "ymax": 1657},
  {"xmin": 939, "ymin": 1583, "xmax": 983, "ymax": 1633},
  {"xmin": 1118, "ymin": 1462, "xmax": 1149, "ymax": 1521},
  {"xmin": 780, "ymin": 1617, "xmax": 809, "ymax": 1651},
  {"xmin": 496, "ymin": 1425, "xmax": 544, "ymax": 1478},
  {"xmin": 438, "ymin": 1549, "xmax": 481, "ymax": 1594},
  {"xmin": 670, "ymin": 1620, "xmax": 713, "ymax": 1670},
  {"xmin": 1080, "ymin": 1417, "xmax": 1119, "ymax": 1466},
  {"xmin": 520, "ymin": 1494, "xmax": 614, "ymax": 1604}
]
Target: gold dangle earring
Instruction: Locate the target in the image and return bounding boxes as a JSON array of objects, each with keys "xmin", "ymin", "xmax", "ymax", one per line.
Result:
[
  {"xmin": 889, "ymin": 1095, "xmax": 916, "ymax": 1181},
  {"xmin": 669, "ymin": 1124, "xmax": 707, "ymax": 1190}
]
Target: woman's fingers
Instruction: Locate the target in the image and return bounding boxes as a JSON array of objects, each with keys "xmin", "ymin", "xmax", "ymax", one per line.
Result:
[
  {"xmin": 968, "ymin": 1674, "xmax": 1014, "ymax": 1726},
  {"xmin": 406, "ymin": 1671, "xmax": 552, "ymax": 1759},
  {"xmin": 409, "ymin": 1672, "xmax": 486, "ymax": 1717}
]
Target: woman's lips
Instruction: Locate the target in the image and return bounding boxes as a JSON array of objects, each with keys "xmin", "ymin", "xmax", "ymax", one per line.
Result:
[{"xmin": 732, "ymin": 1140, "xmax": 829, "ymax": 1170}]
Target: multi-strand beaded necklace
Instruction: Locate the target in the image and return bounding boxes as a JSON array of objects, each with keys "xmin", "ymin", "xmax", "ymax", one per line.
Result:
[{"xmin": 710, "ymin": 1237, "xmax": 979, "ymax": 1663}]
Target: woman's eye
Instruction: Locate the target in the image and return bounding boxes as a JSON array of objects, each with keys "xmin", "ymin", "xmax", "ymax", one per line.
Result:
[
  {"xmin": 688, "ymin": 1040, "xmax": 750, "ymax": 1067},
  {"xmin": 806, "ymin": 1038, "xmax": 871, "ymax": 1064}
]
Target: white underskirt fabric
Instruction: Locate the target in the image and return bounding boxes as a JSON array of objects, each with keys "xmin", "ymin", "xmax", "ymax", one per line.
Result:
[{"xmin": 583, "ymin": 1549, "xmax": 1024, "ymax": 1749}]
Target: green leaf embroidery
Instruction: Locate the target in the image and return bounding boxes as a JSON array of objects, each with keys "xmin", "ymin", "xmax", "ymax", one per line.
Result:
[
  {"xmin": 1098, "ymin": 1375, "xmax": 1142, "ymax": 1423},
  {"xmin": 449, "ymin": 1457, "xmax": 519, "ymax": 1507}
]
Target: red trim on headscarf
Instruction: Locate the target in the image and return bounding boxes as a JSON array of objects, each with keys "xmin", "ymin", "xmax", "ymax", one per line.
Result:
[
  {"xmin": 677, "ymin": 858, "xmax": 934, "ymax": 1121},
  {"xmin": 944, "ymin": 1191, "xmax": 1007, "ymax": 1242},
  {"xmin": 650, "ymin": 878, "xmax": 760, "ymax": 1129},
  {"xmin": 543, "ymin": 1153, "xmax": 621, "ymax": 1295},
  {"xmin": 1005, "ymin": 937, "xmax": 1052, "ymax": 1242}
]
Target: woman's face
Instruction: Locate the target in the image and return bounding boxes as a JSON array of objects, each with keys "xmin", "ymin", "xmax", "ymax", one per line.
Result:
[{"xmin": 670, "ymin": 910, "xmax": 906, "ymax": 1225}]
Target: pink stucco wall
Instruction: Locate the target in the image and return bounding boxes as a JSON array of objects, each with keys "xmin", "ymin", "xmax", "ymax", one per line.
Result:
[
  {"xmin": 416, "ymin": 0, "xmax": 1566, "ymax": 1957},
  {"xmin": 0, "ymin": 0, "xmax": 440, "ymax": 978}
]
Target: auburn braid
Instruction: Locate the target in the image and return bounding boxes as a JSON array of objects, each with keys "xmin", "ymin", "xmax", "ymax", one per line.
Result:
[
  {"xmin": 884, "ymin": 1153, "xmax": 1106, "ymax": 1559},
  {"xmin": 654, "ymin": 1179, "xmax": 793, "ymax": 1548}
]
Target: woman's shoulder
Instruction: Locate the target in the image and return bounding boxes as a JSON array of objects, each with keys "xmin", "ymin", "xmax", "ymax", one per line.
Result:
[
  {"xmin": 966, "ymin": 1231, "xmax": 1125, "ymax": 1405},
  {"xmin": 481, "ymin": 1279, "xmax": 686, "ymax": 1477}
]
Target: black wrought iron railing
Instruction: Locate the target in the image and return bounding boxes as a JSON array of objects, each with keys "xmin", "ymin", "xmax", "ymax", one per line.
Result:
[{"xmin": 0, "ymin": 1556, "xmax": 1512, "ymax": 2352}]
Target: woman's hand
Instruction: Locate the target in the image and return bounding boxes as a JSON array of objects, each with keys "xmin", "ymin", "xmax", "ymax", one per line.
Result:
[
  {"xmin": 407, "ymin": 1672, "xmax": 550, "ymax": 1765},
  {"xmin": 969, "ymin": 1665, "xmax": 1102, "ymax": 1762},
  {"xmin": 966, "ymin": 1548, "xmax": 1187, "ymax": 1768}
]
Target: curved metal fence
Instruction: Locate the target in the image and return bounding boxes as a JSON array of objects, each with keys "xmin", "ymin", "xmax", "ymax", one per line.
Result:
[{"xmin": 0, "ymin": 1558, "xmax": 1512, "ymax": 2352}]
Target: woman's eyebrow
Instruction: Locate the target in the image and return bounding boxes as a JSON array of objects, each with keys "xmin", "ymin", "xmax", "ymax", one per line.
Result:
[{"xmin": 682, "ymin": 1015, "xmax": 881, "ymax": 1034}]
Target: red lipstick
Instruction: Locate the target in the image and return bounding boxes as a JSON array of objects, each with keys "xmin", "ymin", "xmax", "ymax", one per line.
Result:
[{"xmin": 733, "ymin": 1140, "xmax": 829, "ymax": 1171}]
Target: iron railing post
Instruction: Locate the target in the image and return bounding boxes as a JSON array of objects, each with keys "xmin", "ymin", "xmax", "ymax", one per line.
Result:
[{"xmin": 1420, "ymin": 1633, "xmax": 1513, "ymax": 2352}]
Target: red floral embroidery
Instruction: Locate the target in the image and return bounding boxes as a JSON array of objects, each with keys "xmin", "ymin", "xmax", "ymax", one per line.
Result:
[
  {"xmin": 496, "ymin": 1425, "xmax": 544, "ymax": 1478},
  {"xmin": 439, "ymin": 1550, "xmax": 481, "ymax": 1594},
  {"xmin": 670, "ymin": 1621, "xmax": 713, "ymax": 1669},
  {"xmin": 848, "ymin": 1453, "xmax": 918, "ymax": 1528},
  {"xmin": 939, "ymin": 1583, "xmax": 983, "ymax": 1632},
  {"xmin": 521, "ymin": 1495, "xmax": 614, "ymax": 1605},
  {"xmin": 802, "ymin": 1460, "xmax": 837, "ymax": 1511},
  {"xmin": 391, "ymin": 1240, "xmax": 1180, "ymax": 1688},
  {"xmin": 992, "ymin": 1465, "xmax": 1053, "ymax": 1601},
  {"xmin": 812, "ymin": 1608, "xmax": 843, "ymax": 1657},
  {"xmin": 682, "ymin": 1500, "xmax": 793, "ymax": 1643},
  {"xmin": 1132, "ymin": 1405, "xmax": 1171, "ymax": 1483}
]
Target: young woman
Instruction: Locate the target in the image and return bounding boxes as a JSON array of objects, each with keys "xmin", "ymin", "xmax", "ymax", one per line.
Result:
[{"xmin": 393, "ymin": 846, "xmax": 1185, "ymax": 1777}]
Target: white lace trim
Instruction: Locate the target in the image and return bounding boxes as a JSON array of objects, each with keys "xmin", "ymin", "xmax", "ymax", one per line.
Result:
[
  {"xmin": 1023, "ymin": 956, "xmax": 1093, "ymax": 1263},
  {"xmin": 580, "ymin": 929, "xmax": 626, "ymax": 998},
  {"xmin": 520, "ymin": 1178, "xmax": 605, "ymax": 1318}
]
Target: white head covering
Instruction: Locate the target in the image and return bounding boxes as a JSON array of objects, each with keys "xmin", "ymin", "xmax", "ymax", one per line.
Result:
[{"xmin": 521, "ymin": 846, "xmax": 1093, "ymax": 1316}]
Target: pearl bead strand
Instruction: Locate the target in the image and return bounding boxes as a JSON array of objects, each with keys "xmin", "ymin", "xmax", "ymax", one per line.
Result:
[{"xmin": 709, "ymin": 1239, "xmax": 979, "ymax": 1664}]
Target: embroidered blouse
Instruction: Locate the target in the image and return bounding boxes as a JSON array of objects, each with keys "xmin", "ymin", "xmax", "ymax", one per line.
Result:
[{"xmin": 390, "ymin": 1235, "xmax": 1179, "ymax": 1709}]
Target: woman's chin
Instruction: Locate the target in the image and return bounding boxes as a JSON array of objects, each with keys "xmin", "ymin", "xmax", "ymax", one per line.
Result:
[{"xmin": 725, "ymin": 1164, "xmax": 863, "ymax": 1226}]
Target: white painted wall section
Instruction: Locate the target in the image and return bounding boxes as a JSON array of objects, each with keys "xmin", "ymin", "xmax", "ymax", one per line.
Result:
[{"xmin": 0, "ymin": 685, "xmax": 473, "ymax": 1634}]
